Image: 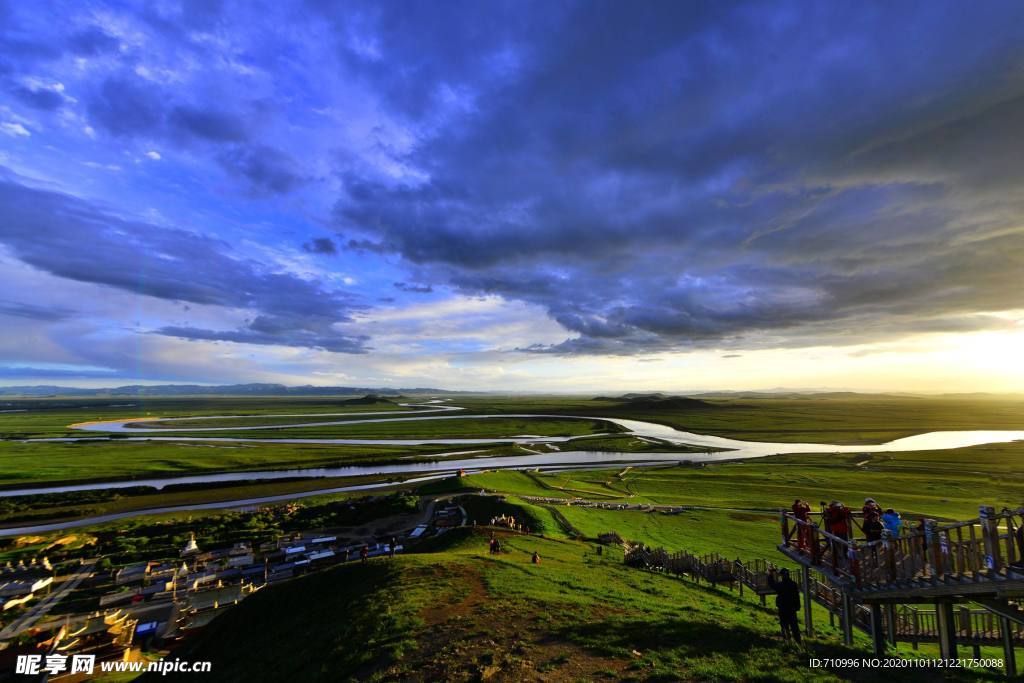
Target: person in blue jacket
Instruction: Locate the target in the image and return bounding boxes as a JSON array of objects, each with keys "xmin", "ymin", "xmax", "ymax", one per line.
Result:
[{"xmin": 881, "ymin": 508, "xmax": 902, "ymax": 537}]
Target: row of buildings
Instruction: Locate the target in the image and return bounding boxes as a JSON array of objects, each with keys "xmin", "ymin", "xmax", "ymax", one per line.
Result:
[{"xmin": 0, "ymin": 499, "xmax": 467, "ymax": 678}]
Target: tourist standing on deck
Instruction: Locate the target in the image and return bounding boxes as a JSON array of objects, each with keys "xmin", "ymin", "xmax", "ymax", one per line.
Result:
[
  {"xmin": 863, "ymin": 514, "xmax": 883, "ymax": 542},
  {"xmin": 881, "ymin": 509, "xmax": 902, "ymax": 537},
  {"xmin": 824, "ymin": 501, "xmax": 850, "ymax": 565},
  {"xmin": 792, "ymin": 499, "xmax": 812, "ymax": 551}
]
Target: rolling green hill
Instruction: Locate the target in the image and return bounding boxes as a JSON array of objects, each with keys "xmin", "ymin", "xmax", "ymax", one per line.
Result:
[{"xmin": 157, "ymin": 527, "xmax": 986, "ymax": 682}]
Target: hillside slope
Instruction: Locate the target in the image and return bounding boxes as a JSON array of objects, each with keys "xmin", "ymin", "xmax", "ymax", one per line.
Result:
[{"xmin": 152, "ymin": 529, "xmax": 979, "ymax": 682}]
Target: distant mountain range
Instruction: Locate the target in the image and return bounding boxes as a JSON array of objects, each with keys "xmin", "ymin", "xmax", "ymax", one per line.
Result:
[
  {"xmin": 0, "ymin": 385, "xmax": 1017, "ymax": 399},
  {"xmin": 0, "ymin": 383, "xmax": 457, "ymax": 397}
]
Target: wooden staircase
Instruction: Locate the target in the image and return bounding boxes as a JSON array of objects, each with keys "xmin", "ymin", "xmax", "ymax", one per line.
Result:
[{"xmin": 778, "ymin": 504, "xmax": 1024, "ymax": 674}]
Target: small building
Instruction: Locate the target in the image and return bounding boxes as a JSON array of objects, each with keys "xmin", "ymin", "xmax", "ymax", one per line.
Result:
[
  {"xmin": 114, "ymin": 562, "xmax": 153, "ymax": 586},
  {"xmin": 0, "ymin": 558, "xmax": 54, "ymax": 600},
  {"xmin": 54, "ymin": 610, "xmax": 137, "ymax": 660},
  {"xmin": 309, "ymin": 535, "xmax": 336, "ymax": 546},
  {"xmin": 175, "ymin": 582, "xmax": 261, "ymax": 632},
  {"xmin": 180, "ymin": 533, "xmax": 200, "ymax": 558}
]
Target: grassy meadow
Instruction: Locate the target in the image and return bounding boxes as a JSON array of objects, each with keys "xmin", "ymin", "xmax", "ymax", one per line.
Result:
[
  {"xmin": 0, "ymin": 396, "xmax": 418, "ymax": 439},
  {"xmin": 0, "ymin": 392, "xmax": 1018, "ymax": 680},
  {"xmin": 117, "ymin": 416, "xmax": 623, "ymax": 440},
  {"xmin": 1, "ymin": 392, "xmax": 1021, "ymax": 550},
  {"xmin": 452, "ymin": 393, "xmax": 1024, "ymax": 444},
  {"xmin": 162, "ymin": 528, "xmax": 996, "ymax": 682}
]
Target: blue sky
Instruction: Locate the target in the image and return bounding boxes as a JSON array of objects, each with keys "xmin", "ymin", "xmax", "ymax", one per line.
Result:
[{"xmin": 1, "ymin": 0, "xmax": 1023, "ymax": 391}]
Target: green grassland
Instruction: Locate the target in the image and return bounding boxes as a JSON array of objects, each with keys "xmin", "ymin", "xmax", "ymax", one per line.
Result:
[
  {"xmin": 466, "ymin": 441, "xmax": 1024, "ymax": 521},
  {"xmin": 556, "ymin": 507, "xmax": 782, "ymax": 561},
  {"xmin": 1, "ymin": 392, "xmax": 1022, "ymax": 541},
  {"xmin": 7, "ymin": 393, "xmax": 1022, "ymax": 443},
  {"xmin": 0, "ymin": 473, "xmax": 432, "ymax": 527},
  {"xmin": 0, "ymin": 393, "xmax": 1017, "ymax": 680},
  {"xmin": 0, "ymin": 440, "xmax": 476, "ymax": 488},
  {"xmin": 451, "ymin": 394, "xmax": 1024, "ymax": 444},
  {"xmin": 163, "ymin": 528, "xmax": 990, "ymax": 682},
  {"xmin": 137, "ymin": 409, "xmax": 413, "ymax": 429},
  {"xmin": 0, "ymin": 396, "xmax": 416, "ymax": 439},
  {"xmin": 122, "ymin": 416, "xmax": 622, "ymax": 440}
]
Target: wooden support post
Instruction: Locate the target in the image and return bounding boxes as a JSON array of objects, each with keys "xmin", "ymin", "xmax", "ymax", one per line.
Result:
[
  {"xmin": 926, "ymin": 520, "xmax": 942, "ymax": 581},
  {"xmin": 886, "ymin": 604, "xmax": 897, "ymax": 646},
  {"xmin": 980, "ymin": 505, "xmax": 1001, "ymax": 574},
  {"xmin": 1000, "ymin": 616, "xmax": 1016, "ymax": 678},
  {"xmin": 960, "ymin": 606, "xmax": 971, "ymax": 643},
  {"xmin": 911, "ymin": 608, "xmax": 920, "ymax": 650},
  {"xmin": 801, "ymin": 565, "xmax": 814, "ymax": 638},
  {"xmin": 870, "ymin": 603, "xmax": 886, "ymax": 656},
  {"xmin": 886, "ymin": 538, "xmax": 897, "ymax": 582},
  {"xmin": 969, "ymin": 524, "xmax": 980, "ymax": 581},
  {"xmin": 841, "ymin": 590, "xmax": 854, "ymax": 646},
  {"xmin": 1007, "ymin": 515, "xmax": 1019, "ymax": 567},
  {"xmin": 935, "ymin": 601, "xmax": 958, "ymax": 661}
]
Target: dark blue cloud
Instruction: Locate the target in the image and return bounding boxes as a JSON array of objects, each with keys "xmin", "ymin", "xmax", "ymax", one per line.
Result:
[
  {"xmin": 330, "ymin": 0, "xmax": 1024, "ymax": 353},
  {"xmin": 0, "ymin": 0, "xmax": 1022, "ymax": 368},
  {"xmin": 217, "ymin": 145, "xmax": 308, "ymax": 195},
  {"xmin": 170, "ymin": 105, "xmax": 247, "ymax": 142},
  {"xmin": 0, "ymin": 175, "xmax": 368, "ymax": 353},
  {"xmin": 393, "ymin": 282, "xmax": 432, "ymax": 294},
  {"xmin": 87, "ymin": 75, "xmax": 166, "ymax": 137},
  {"xmin": 67, "ymin": 26, "xmax": 120, "ymax": 56},
  {"xmin": 0, "ymin": 365, "xmax": 118, "ymax": 379},
  {"xmin": 8, "ymin": 84, "xmax": 63, "ymax": 111},
  {"xmin": 0, "ymin": 301, "xmax": 73, "ymax": 322},
  {"xmin": 302, "ymin": 237, "xmax": 337, "ymax": 255}
]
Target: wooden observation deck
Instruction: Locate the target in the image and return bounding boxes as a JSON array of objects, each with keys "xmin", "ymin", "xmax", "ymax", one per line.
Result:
[{"xmin": 779, "ymin": 505, "xmax": 1024, "ymax": 672}]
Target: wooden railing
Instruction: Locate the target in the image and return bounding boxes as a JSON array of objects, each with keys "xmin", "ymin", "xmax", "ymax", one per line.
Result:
[
  {"xmin": 780, "ymin": 505, "xmax": 1024, "ymax": 589},
  {"xmin": 623, "ymin": 541, "xmax": 1024, "ymax": 645},
  {"xmin": 896, "ymin": 605, "xmax": 1023, "ymax": 643},
  {"xmin": 623, "ymin": 545, "xmax": 755, "ymax": 587}
]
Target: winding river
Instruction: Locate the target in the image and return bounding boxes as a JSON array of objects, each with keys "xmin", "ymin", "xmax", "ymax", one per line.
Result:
[{"xmin": 3, "ymin": 403, "xmax": 1023, "ymax": 536}]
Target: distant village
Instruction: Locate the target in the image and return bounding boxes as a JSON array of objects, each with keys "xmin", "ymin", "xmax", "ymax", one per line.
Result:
[{"xmin": 0, "ymin": 496, "xmax": 468, "ymax": 679}]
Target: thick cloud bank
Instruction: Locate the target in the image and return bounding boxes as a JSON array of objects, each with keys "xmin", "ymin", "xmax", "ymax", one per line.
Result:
[{"xmin": 0, "ymin": 0, "xmax": 1022, "ymax": 386}]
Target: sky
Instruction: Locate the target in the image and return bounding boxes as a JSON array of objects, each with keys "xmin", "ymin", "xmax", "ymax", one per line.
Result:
[{"xmin": 1, "ymin": 0, "xmax": 1023, "ymax": 393}]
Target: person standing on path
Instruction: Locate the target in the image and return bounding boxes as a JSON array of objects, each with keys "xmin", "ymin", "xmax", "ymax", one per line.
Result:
[{"xmin": 767, "ymin": 568, "xmax": 802, "ymax": 644}]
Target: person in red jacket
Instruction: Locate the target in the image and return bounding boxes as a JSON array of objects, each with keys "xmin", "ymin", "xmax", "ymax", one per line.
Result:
[
  {"xmin": 824, "ymin": 501, "xmax": 850, "ymax": 567},
  {"xmin": 792, "ymin": 499, "xmax": 812, "ymax": 551},
  {"xmin": 825, "ymin": 501, "xmax": 850, "ymax": 538}
]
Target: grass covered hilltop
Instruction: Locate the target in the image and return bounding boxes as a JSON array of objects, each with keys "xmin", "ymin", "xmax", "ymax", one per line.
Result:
[{"xmin": 164, "ymin": 518, "xmax": 998, "ymax": 683}]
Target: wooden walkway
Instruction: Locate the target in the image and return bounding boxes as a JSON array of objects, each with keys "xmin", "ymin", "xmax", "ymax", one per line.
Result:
[
  {"xmin": 778, "ymin": 505, "xmax": 1024, "ymax": 599},
  {"xmin": 777, "ymin": 504, "xmax": 1024, "ymax": 672},
  {"xmin": 623, "ymin": 544, "xmax": 1024, "ymax": 647},
  {"xmin": 621, "ymin": 503, "xmax": 1024, "ymax": 676}
]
